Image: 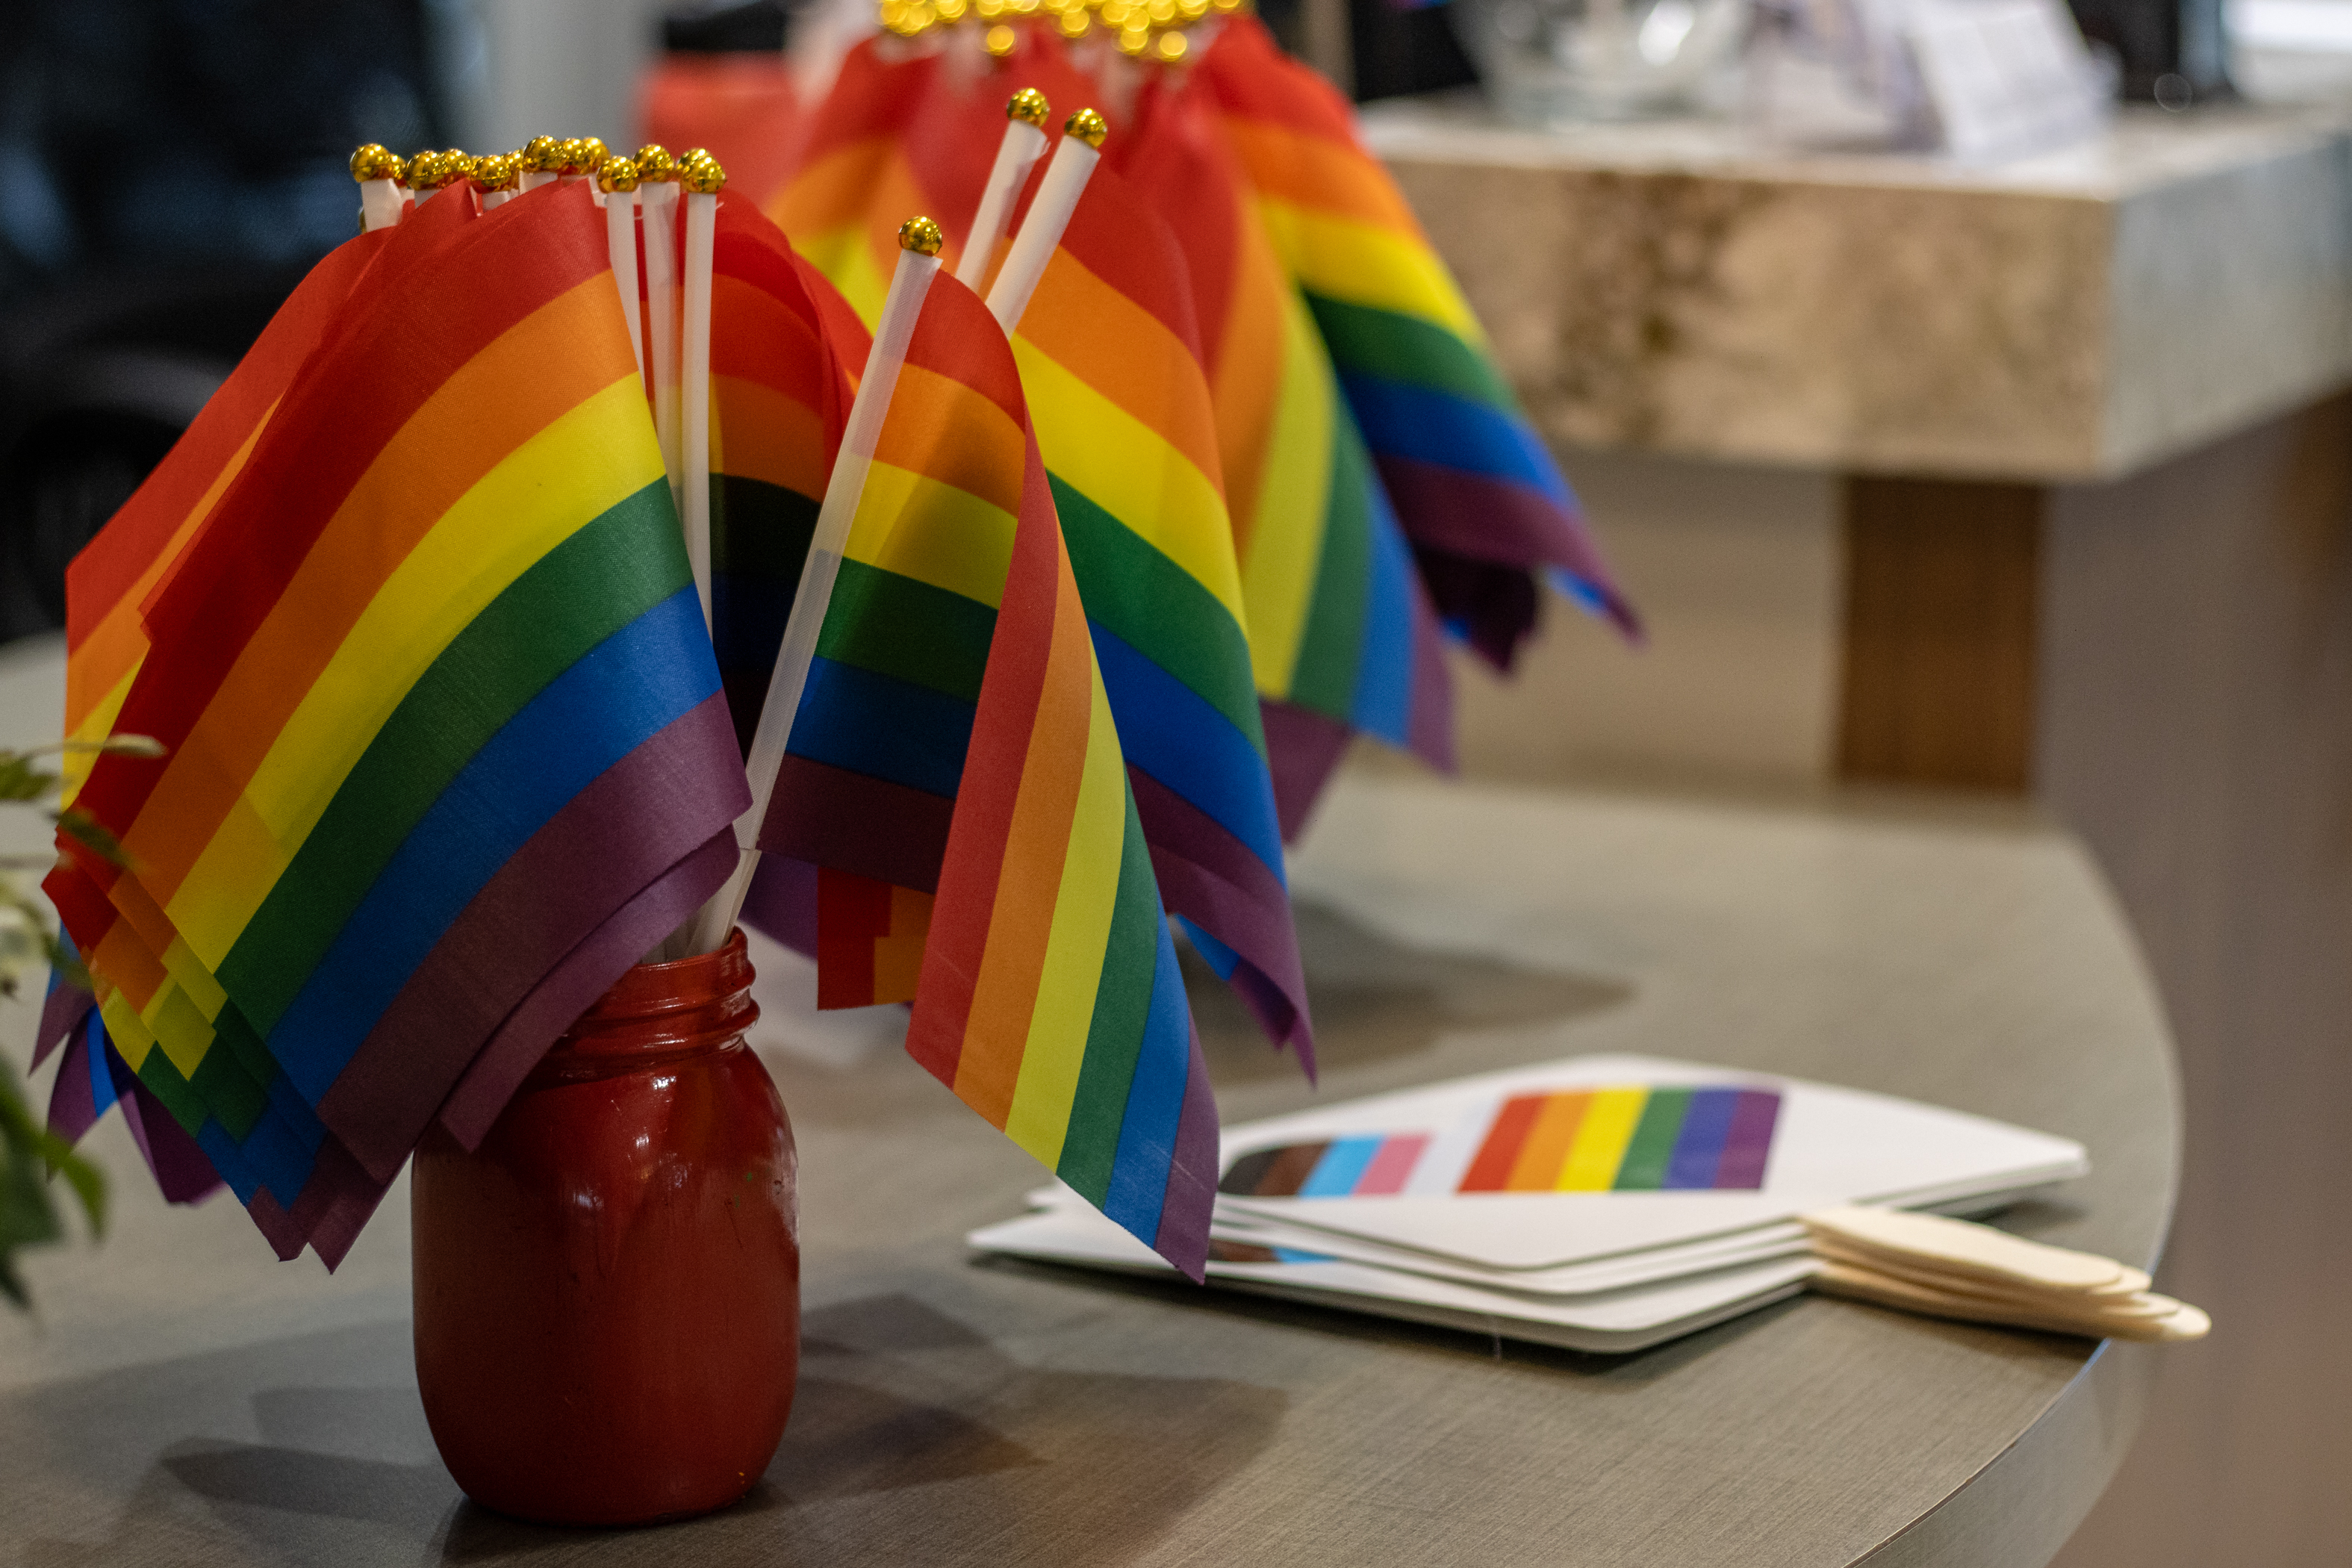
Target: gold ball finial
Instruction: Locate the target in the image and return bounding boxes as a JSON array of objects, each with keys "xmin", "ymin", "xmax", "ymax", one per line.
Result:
[
  {"xmin": 1118, "ymin": 23, "xmax": 1149, "ymax": 52},
  {"xmin": 1154, "ymin": 28, "xmax": 1187, "ymax": 59},
  {"xmin": 1065, "ymin": 108, "xmax": 1108, "ymax": 149},
  {"xmin": 1058, "ymin": 6, "xmax": 1091, "ymax": 33},
  {"xmin": 552, "ymin": 137, "xmax": 585, "ymax": 174},
  {"xmin": 898, "ymin": 215, "xmax": 945, "ymax": 256},
  {"xmin": 577, "ymin": 136, "xmax": 609, "ymax": 172},
  {"xmin": 635, "ymin": 143, "xmax": 678, "ymax": 181},
  {"xmin": 679, "ymin": 149, "xmax": 727, "ymax": 194},
  {"xmin": 1007, "ymin": 88, "xmax": 1051, "ymax": 127},
  {"xmin": 410, "ymin": 149, "xmax": 470, "ymax": 190},
  {"xmin": 470, "ymin": 152, "xmax": 518, "ymax": 191},
  {"xmin": 350, "ymin": 143, "xmax": 401, "ymax": 183},
  {"xmin": 984, "ymin": 21, "xmax": 1017, "ymax": 53},
  {"xmin": 597, "ymin": 155, "xmax": 641, "ymax": 194},
  {"xmin": 518, "ymin": 135, "xmax": 560, "ymax": 174}
]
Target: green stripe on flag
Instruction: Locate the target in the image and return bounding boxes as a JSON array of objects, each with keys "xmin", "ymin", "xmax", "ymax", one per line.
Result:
[
  {"xmin": 1050, "ymin": 478, "xmax": 1267, "ymax": 753},
  {"xmin": 218, "ymin": 481, "xmax": 692, "ymax": 1034},
  {"xmin": 713, "ymin": 474, "xmax": 818, "ymax": 588},
  {"xmin": 1305, "ymin": 293, "xmax": 1516, "ymax": 410},
  {"xmin": 1055, "ymin": 795, "xmax": 1166, "ymax": 1207},
  {"xmin": 818, "ymin": 559, "xmax": 997, "ymax": 703},
  {"xmin": 1285, "ymin": 417, "xmax": 1376, "ymax": 719}
]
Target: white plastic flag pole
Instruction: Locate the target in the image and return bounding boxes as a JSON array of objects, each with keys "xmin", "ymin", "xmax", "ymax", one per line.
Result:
[
  {"xmin": 597, "ymin": 158, "xmax": 647, "ymax": 385},
  {"xmin": 351, "ymin": 144, "xmax": 406, "ymax": 231},
  {"xmin": 638, "ymin": 149, "xmax": 685, "ymax": 508},
  {"xmin": 679, "ymin": 152, "xmax": 724, "ymax": 629},
  {"xmin": 954, "ymin": 90, "xmax": 1054, "ymax": 290},
  {"xmin": 984, "ymin": 108, "xmax": 1107, "ymax": 332},
  {"xmin": 679, "ymin": 216, "xmax": 947, "ymax": 956}
]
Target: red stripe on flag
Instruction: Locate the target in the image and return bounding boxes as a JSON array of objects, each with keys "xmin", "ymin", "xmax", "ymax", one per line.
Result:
[{"xmin": 904, "ymin": 405, "xmax": 1064, "ymax": 1086}]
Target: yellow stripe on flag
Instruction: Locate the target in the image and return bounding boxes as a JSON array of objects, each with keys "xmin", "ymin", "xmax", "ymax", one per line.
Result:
[
  {"xmin": 1001, "ymin": 665, "xmax": 1128, "ymax": 1167},
  {"xmin": 1254, "ymin": 196, "xmax": 1485, "ymax": 343},
  {"xmin": 1012, "ymin": 337, "xmax": 1249, "ymax": 629},
  {"xmin": 846, "ymin": 459, "xmax": 1020, "ymax": 609},
  {"xmin": 1238, "ymin": 296, "xmax": 1336, "ymax": 697},
  {"xmin": 167, "ymin": 375, "xmax": 665, "ymax": 968}
]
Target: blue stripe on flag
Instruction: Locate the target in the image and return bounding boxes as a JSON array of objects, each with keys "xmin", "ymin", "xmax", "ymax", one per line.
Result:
[
  {"xmin": 269, "ymin": 588, "xmax": 721, "ymax": 1104},
  {"xmin": 1339, "ymin": 372, "xmax": 1575, "ymax": 507},
  {"xmin": 1089, "ymin": 623, "xmax": 1286, "ymax": 874},
  {"xmin": 786, "ymin": 655, "xmax": 976, "ymax": 800},
  {"xmin": 1102, "ymin": 915, "xmax": 1195, "ymax": 1246}
]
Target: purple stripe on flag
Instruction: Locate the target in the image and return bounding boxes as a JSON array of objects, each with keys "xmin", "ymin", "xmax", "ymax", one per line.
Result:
[
  {"xmin": 1664, "ymin": 1087, "xmax": 1741, "ymax": 1189},
  {"xmin": 1714, "ymin": 1089, "xmax": 1782, "ymax": 1190},
  {"xmin": 757, "ymin": 753, "xmax": 954, "ymax": 893},
  {"xmin": 112, "ymin": 1063, "xmax": 224, "ymax": 1207},
  {"xmin": 34, "ymin": 976, "xmax": 93, "ymax": 1071},
  {"xmin": 1260, "ymin": 697, "xmax": 1352, "ymax": 843},
  {"xmin": 1128, "ymin": 765, "xmax": 1313, "ymax": 1072},
  {"xmin": 44, "ymin": 1027, "xmax": 99, "ymax": 1145},
  {"xmin": 321, "ymin": 694, "xmax": 748, "ymax": 1182},
  {"xmin": 246, "ymin": 1185, "xmax": 308, "ymax": 1261},
  {"xmin": 1376, "ymin": 454, "xmax": 1637, "ymax": 637},
  {"xmin": 740, "ymin": 853, "xmax": 819, "ymax": 959},
  {"xmin": 281, "ymin": 1136, "xmax": 395, "ymax": 1271},
  {"xmin": 1150, "ymin": 1020, "xmax": 1220, "ymax": 1283},
  {"xmin": 436, "ymin": 828, "xmax": 739, "ymax": 1153}
]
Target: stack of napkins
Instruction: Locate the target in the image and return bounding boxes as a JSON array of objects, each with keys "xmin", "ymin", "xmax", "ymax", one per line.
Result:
[
  {"xmin": 969, "ymin": 1054, "xmax": 2092, "ymax": 1354},
  {"xmin": 1802, "ymin": 1206, "xmax": 2207, "ymax": 1341}
]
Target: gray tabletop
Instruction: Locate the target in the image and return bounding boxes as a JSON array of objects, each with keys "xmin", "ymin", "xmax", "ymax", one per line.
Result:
[{"xmin": 0, "ymin": 632, "xmax": 2179, "ymax": 1567}]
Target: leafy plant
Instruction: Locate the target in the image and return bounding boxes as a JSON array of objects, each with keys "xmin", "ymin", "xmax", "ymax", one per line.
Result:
[{"xmin": 0, "ymin": 735, "xmax": 161, "ymax": 1310}]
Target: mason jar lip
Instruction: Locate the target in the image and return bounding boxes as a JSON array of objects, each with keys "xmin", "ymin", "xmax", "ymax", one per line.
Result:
[{"xmin": 547, "ymin": 927, "xmax": 761, "ymax": 1056}]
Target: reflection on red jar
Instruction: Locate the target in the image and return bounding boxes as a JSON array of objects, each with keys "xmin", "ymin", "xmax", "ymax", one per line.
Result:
[{"xmin": 411, "ymin": 928, "xmax": 798, "ymax": 1525}]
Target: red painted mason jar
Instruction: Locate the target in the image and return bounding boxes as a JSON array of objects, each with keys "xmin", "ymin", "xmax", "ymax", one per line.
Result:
[{"xmin": 411, "ymin": 928, "xmax": 798, "ymax": 1525}]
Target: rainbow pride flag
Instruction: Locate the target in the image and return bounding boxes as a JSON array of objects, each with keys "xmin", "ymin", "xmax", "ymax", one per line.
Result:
[
  {"xmin": 1119, "ymin": 72, "xmax": 1452, "ymax": 836},
  {"xmin": 52, "ymin": 222, "xmax": 402, "ymax": 813},
  {"xmin": 709, "ymin": 196, "xmax": 865, "ymax": 750},
  {"xmin": 1007, "ymin": 155, "xmax": 1310, "ymax": 1062},
  {"xmin": 1220, "ymin": 1086, "xmax": 1783, "ymax": 1198},
  {"xmin": 44, "ymin": 184, "xmax": 748, "ymax": 1264},
  {"xmin": 767, "ymin": 31, "xmax": 1100, "ymax": 327},
  {"xmin": 762, "ymin": 269, "xmax": 1216, "ymax": 1273},
  {"xmin": 1196, "ymin": 17, "xmax": 1637, "ymax": 668}
]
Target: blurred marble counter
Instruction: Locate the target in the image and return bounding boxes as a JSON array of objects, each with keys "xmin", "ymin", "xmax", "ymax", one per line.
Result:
[
  {"xmin": 1360, "ymin": 96, "xmax": 2352, "ymax": 1567},
  {"xmin": 1366, "ymin": 97, "xmax": 2352, "ymax": 482}
]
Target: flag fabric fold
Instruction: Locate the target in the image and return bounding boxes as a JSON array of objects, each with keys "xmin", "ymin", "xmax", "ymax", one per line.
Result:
[
  {"xmin": 43, "ymin": 184, "xmax": 748, "ymax": 1265},
  {"xmin": 1119, "ymin": 70, "xmax": 1454, "ymax": 836},
  {"xmin": 751, "ymin": 267, "xmax": 1216, "ymax": 1274},
  {"xmin": 1195, "ymin": 16, "xmax": 1637, "ymax": 668},
  {"xmin": 1003, "ymin": 153, "xmax": 1312, "ymax": 1067},
  {"xmin": 766, "ymin": 33, "xmax": 1102, "ymax": 328},
  {"xmin": 708, "ymin": 196, "xmax": 867, "ymax": 750}
]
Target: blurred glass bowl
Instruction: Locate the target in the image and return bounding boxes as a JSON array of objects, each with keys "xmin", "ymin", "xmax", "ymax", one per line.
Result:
[{"xmin": 1449, "ymin": 0, "xmax": 1751, "ymax": 121}]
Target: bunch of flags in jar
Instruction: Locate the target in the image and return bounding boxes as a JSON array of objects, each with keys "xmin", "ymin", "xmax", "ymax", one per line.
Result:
[{"xmin": 32, "ymin": 12, "xmax": 1633, "ymax": 1283}]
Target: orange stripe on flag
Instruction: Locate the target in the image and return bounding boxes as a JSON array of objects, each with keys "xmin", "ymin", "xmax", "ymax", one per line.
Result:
[
  {"xmin": 120, "ymin": 277, "xmax": 631, "ymax": 901},
  {"xmin": 953, "ymin": 560, "xmax": 1097, "ymax": 1127},
  {"xmin": 871, "ymin": 363, "xmax": 1030, "ymax": 516},
  {"xmin": 1219, "ymin": 120, "xmax": 1421, "ymax": 235},
  {"xmin": 1018, "ymin": 249, "xmax": 1227, "ymax": 494}
]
